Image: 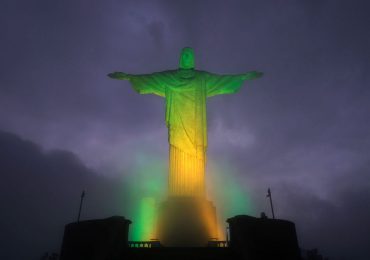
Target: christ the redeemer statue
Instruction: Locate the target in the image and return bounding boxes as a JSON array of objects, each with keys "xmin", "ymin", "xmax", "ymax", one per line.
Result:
[{"xmin": 108, "ymin": 47, "xmax": 263, "ymax": 199}]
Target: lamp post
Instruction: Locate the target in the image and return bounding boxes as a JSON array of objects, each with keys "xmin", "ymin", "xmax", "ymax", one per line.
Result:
[
  {"xmin": 267, "ymin": 188, "xmax": 275, "ymax": 219},
  {"xmin": 77, "ymin": 190, "xmax": 85, "ymax": 223}
]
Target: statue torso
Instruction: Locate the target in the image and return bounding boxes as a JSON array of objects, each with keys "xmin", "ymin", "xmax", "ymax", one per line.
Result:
[{"xmin": 165, "ymin": 70, "xmax": 208, "ymax": 154}]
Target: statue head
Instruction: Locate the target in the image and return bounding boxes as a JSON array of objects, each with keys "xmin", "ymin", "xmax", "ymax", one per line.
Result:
[{"xmin": 179, "ymin": 47, "xmax": 195, "ymax": 69}]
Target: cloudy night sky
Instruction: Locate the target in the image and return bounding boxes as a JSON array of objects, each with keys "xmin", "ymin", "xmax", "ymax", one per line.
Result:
[{"xmin": 1, "ymin": 0, "xmax": 370, "ymax": 259}]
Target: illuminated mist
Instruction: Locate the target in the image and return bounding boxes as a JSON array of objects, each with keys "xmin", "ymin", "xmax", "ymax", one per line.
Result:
[{"xmin": 123, "ymin": 150, "xmax": 253, "ymax": 241}]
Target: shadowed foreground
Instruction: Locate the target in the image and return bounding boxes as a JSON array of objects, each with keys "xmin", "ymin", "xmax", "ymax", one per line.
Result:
[{"xmin": 59, "ymin": 215, "xmax": 301, "ymax": 260}]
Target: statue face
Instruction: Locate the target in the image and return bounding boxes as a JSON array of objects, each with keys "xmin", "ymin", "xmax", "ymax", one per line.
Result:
[{"xmin": 179, "ymin": 47, "xmax": 195, "ymax": 69}]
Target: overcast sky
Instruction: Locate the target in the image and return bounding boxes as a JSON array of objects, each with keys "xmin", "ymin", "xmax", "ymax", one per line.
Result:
[{"xmin": 1, "ymin": 1, "xmax": 370, "ymax": 259}]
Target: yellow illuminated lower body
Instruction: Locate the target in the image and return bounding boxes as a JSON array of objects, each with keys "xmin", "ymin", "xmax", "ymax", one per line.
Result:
[{"xmin": 168, "ymin": 145, "xmax": 206, "ymax": 197}]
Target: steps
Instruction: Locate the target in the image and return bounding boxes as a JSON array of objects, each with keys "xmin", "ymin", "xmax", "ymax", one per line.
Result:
[{"xmin": 126, "ymin": 247, "xmax": 237, "ymax": 260}]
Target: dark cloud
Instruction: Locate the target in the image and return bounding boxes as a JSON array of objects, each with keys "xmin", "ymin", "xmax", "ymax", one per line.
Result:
[
  {"xmin": 1, "ymin": 0, "xmax": 370, "ymax": 259},
  {"xmin": 277, "ymin": 183, "xmax": 370, "ymax": 259},
  {"xmin": 0, "ymin": 131, "xmax": 129, "ymax": 259}
]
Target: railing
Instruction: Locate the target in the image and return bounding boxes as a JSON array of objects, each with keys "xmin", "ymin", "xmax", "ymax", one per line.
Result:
[
  {"xmin": 128, "ymin": 240, "xmax": 228, "ymax": 248},
  {"xmin": 207, "ymin": 240, "xmax": 228, "ymax": 247},
  {"xmin": 128, "ymin": 241, "xmax": 162, "ymax": 248}
]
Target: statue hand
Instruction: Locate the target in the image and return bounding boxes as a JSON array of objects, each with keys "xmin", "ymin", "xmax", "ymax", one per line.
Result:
[
  {"xmin": 242, "ymin": 71, "xmax": 264, "ymax": 80},
  {"xmin": 108, "ymin": 72, "xmax": 131, "ymax": 80}
]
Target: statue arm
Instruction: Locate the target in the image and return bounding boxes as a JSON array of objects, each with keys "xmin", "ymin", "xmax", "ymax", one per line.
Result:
[
  {"xmin": 240, "ymin": 71, "xmax": 264, "ymax": 81},
  {"xmin": 108, "ymin": 72, "xmax": 131, "ymax": 80},
  {"xmin": 108, "ymin": 71, "xmax": 168, "ymax": 97},
  {"xmin": 206, "ymin": 71, "xmax": 263, "ymax": 97}
]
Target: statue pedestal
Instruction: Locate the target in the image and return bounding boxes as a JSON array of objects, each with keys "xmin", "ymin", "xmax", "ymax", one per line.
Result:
[{"xmin": 157, "ymin": 197, "xmax": 218, "ymax": 247}]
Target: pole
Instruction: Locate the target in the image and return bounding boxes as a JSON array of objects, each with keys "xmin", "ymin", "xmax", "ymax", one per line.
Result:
[
  {"xmin": 226, "ymin": 226, "xmax": 230, "ymax": 246},
  {"xmin": 267, "ymin": 188, "xmax": 275, "ymax": 219},
  {"xmin": 77, "ymin": 190, "xmax": 85, "ymax": 223}
]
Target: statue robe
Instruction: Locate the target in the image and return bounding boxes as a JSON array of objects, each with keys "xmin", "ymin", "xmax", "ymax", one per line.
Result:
[{"xmin": 129, "ymin": 69, "xmax": 246, "ymax": 197}]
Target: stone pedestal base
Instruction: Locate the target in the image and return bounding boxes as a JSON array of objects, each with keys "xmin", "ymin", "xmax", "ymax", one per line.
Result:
[{"xmin": 157, "ymin": 197, "xmax": 218, "ymax": 247}]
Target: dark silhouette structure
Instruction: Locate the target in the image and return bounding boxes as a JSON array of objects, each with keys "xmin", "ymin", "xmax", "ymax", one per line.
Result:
[
  {"xmin": 59, "ymin": 214, "xmax": 303, "ymax": 260},
  {"xmin": 227, "ymin": 215, "xmax": 301, "ymax": 260},
  {"xmin": 301, "ymin": 248, "xmax": 328, "ymax": 260},
  {"xmin": 59, "ymin": 216, "xmax": 131, "ymax": 260}
]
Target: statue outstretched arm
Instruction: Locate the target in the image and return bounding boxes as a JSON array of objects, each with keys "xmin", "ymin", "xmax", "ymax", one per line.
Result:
[
  {"xmin": 108, "ymin": 72, "xmax": 131, "ymax": 80},
  {"xmin": 240, "ymin": 71, "xmax": 264, "ymax": 81},
  {"xmin": 206, "ymin": 71, "xmax": 263, "ymax": 97},
  {"xmin": 108, "ymin": 71, "xmax": 170, "ymax": 97}
]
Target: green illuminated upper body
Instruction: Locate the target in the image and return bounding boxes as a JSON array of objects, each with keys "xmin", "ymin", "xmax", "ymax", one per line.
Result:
[{"xmin": 108, "ymin": 47, "xmax": 263, "ymax": 155}]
